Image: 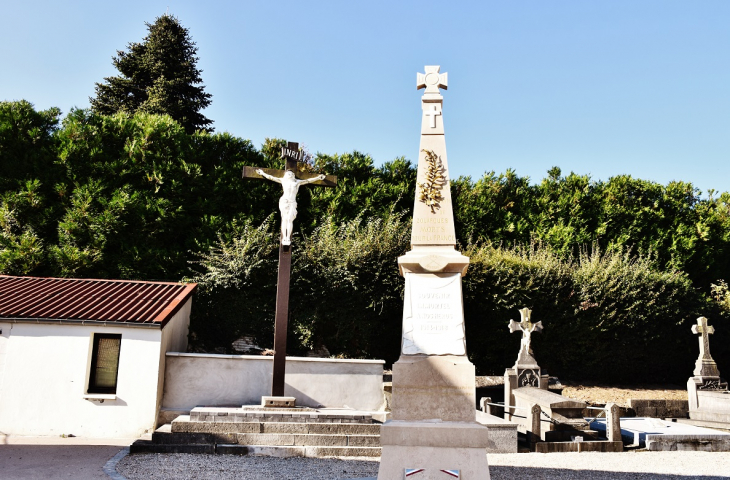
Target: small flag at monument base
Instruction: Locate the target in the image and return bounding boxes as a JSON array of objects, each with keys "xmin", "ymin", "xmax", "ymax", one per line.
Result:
[{"xmin": 404, "ymin": 468, "xmax": 460, "ymax": 478}]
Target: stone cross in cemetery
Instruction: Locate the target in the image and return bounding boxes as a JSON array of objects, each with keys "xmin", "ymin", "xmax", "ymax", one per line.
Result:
[
  {"xmin": 691, "ymin": 316, "xmax": 720, "ymax": 378},
  {"xmin": 242, "ymin": 142, "xmax": 337, "ymax": 401},
  {"xmin": 687, "ymin": 316, "xmax": 730, "ymax": 422},
  {"xmin": 377, "ymin": 66, "xmax": 491, "ymax": 480},
  {"xmin": 503, "ymin": 308, "xmax": 549, "ymax": 426},
  {"xmin": 508, "ymin": 307, "xmax": 543, "ymax": 369}
]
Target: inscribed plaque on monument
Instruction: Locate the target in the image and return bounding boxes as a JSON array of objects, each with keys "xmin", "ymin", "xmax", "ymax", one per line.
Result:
[{"xmin": 402, "ymin": 273, "xmax": 466, "ymax": 355}]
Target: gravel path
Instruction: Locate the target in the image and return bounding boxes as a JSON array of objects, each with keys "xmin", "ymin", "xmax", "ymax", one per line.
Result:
[{"xmin": 117, "ymin": 451, "xmax": 730, "ymax": 479}]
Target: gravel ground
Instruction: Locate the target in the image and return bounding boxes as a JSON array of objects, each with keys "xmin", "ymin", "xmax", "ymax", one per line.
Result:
[{"xmin": 117, "ymin": 451, "xmax": 730, "ymax": 479}]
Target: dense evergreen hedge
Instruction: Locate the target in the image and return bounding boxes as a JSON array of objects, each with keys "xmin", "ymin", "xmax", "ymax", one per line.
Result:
[{"xmin": 2, "ymin": 100, "xmax": 730, "ymax": 383}]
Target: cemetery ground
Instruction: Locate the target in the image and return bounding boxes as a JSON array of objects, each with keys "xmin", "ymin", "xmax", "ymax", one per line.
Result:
[
  {"xmin": 114, "ymin": 450, "xmax": 730, "ymax": 479},
  {"xmin": 560, "ymin": 382, "xmax": 688, "ymax": 406},
  {"xmin": 0, "ymin": 385, "xmax": 727, "ymax": 479}
]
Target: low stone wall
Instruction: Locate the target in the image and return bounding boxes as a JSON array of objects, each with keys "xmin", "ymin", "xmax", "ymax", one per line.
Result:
[
  {"xmin": 160, "ymin": 353, "xmax": 385, "ymax": 418},
  {"xmin": 629, "ymin": 399, "xmax": 689, "ymax": 418}
]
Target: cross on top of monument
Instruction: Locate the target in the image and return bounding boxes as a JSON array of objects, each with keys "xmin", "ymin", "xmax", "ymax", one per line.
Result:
[
  {"xmin": 417, "ymin": 66, "xmax": 448, "ymax": 95},
  {"xmin": 692, "ymin": 316, "xmax": 715, "ymax": 336},
  {"xmin": 509, "ymin": 308, "xmax": 542, "ymax": 336}
]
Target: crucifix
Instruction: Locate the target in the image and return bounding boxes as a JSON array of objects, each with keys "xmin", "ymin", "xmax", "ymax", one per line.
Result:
[
  {"xmin": 691, "ymin": 316, "xmax": 720, "ymax": 378},
  {"xmin": 509, "ymin": 308, "xmax": 543, "ymax": 360},
  {"xmin": 242, "ymin": 141, "xmax": 337, "ymax": 399}
]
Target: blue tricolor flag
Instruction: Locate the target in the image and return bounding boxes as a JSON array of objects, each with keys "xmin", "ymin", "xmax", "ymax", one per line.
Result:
[
  {"xmin": 405, "ymin": 468, "xmax": 425, "ymax": 476},
  {"xmin": 440, "ymin": 470, "xmax": 460, "ymax": 478}
]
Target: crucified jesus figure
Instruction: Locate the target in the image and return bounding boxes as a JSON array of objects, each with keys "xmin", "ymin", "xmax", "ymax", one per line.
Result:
[{"xmin": 256, "ymin": 169, "xmax": 326, "ymax": 245}]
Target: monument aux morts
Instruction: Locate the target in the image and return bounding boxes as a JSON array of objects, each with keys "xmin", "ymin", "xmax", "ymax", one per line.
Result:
[{"xmin": 377, "ymin": 66, "xmax": 491, "ymax": 480}]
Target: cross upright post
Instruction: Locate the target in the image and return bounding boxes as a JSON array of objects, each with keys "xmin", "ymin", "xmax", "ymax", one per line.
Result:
[{"xmin": 242, "ymin": 141, "xmax": 337, "ymax": 401}]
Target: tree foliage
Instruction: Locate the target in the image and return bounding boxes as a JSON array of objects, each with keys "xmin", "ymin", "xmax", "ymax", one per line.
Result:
[
  {"xmin": 2, "ymin": 100, "xmax": 730, "ymax": 383},
  {"xmin": 90, "ymin": 15, "xmax": 213, "ymax": 133}
]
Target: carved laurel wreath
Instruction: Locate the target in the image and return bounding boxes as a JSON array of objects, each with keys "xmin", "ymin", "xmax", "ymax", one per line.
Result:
[{"xmin": 418, "ymin": 149, "xmax": 446, "ymax": 212}]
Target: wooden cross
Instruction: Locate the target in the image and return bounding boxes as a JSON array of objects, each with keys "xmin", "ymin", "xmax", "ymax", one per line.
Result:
[
  {"xmin": 242, "ymin": 141, "xmax": 337, "ymax": 397},
  {"xmin": 691, "ymin": 316, "xmax": 720, "ymax": 377}
]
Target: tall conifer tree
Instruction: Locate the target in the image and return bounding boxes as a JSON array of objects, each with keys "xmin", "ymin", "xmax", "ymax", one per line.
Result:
[{"xmin": 90, "ymin": 15, "xmax": 213, "ymax": 133}]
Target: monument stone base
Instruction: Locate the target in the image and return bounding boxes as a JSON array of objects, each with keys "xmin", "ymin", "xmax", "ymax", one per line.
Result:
[
  {"xmin": 260, "ymin": 396, "xmax": 296, "ymax": 408},
  {"xmin": 688, "ymin": 376, "xmax": 730, "ymax": 423},
  {"xmin": 378, "ymin": 421, "xmax": 490, "ymax": 480},
  {"xmin": 391, "ymin": 355, "xmax": 476, "ymax": 422}
]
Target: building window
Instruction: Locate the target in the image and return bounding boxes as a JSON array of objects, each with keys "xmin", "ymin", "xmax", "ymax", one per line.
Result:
[{"xmin": 88, "ymin": 334, "xmax": 122, "ymax": 394}]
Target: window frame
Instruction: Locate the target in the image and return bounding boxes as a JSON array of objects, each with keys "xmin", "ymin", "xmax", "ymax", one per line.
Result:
[{"xmin": 87, "ymin": 333, "xmax": 122, "ymax": 395}]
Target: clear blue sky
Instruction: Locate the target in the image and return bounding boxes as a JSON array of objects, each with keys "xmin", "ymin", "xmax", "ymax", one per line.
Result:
[{"xmin": 2, "ymin": 1, "xmax": 729, "ymax": 194}]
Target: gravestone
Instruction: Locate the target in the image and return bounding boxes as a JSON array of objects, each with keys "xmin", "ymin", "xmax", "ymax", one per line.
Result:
[
  {"xmin": 503, "ymin": 308, "xmax": 549, "ymax": 423},
  {"xmin": 242, "ymin": 144, "xmax": 337, "ymax": 403},
  {"xmin": 687, "ymin": 316, "xmax": 730, "ymax": 423},
  {"xmin": 377, "ymin": 66, "xmax": 490, "ymax": 480}
]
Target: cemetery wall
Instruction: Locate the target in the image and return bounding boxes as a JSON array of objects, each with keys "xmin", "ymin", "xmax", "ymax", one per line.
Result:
[{"xmin": 161, "ymin": 353, "xmax": 385, "ymax": 412}]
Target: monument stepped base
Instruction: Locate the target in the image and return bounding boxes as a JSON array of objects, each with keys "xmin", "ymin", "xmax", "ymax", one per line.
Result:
[
  {"xmin": 131, "ymin": 406, "xmax": 382, "ymax": 457},
  {"xmin": 132, "ymin": 406, "xmax": 518, "ymax": 457}
]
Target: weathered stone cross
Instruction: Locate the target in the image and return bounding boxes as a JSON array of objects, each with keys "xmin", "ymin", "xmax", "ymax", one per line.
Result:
[
  {"xmin": 509, "ymin": 308, "xmax": 543, "ymax": 365},
  {"xmin": 692, "ymin": 316, "xmax": 720, "ymax": 377},
  {"xmin": 242, "ymin": 142, "xmax": 337, "ymax": 398}
]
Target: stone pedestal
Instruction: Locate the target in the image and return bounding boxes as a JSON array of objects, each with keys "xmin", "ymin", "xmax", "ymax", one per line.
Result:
[
  {"xmin": 391, "ymin": 355, "xmax": 476, "ymax": 422},
  {"xmin": 503, "ymin": 367, "xmax": 548, "ymax": 422},
  {"xmin": 378, "ymin": 422, "xmax": 490, "ymax": 480}
]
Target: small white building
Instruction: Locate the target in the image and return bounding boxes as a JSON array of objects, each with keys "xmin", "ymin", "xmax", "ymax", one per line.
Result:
[{"xmin": 0, "ymin": 275, "xmax": 196, "ymax": 438}]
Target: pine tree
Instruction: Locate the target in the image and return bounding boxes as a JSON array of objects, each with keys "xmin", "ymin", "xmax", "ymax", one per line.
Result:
[{"xmin": 90, "ymin": 15, "xmax": 213, "ymax": 133}]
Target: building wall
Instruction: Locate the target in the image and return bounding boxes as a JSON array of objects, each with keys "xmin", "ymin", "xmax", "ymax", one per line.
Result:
[
  {"xmin": 154, "ymin": 299, "xmax": 192, "ymax": 426},
  {"xmin": 161, "ymin": 354, "xmax": 385, "ymax": 412},
  {"xmin": 0, "ymin": 322, "xmax": 163, "ymax": 438},
  {"xmin": 0, "ymin": 323, "xmax": 9, "ymax": 405}
]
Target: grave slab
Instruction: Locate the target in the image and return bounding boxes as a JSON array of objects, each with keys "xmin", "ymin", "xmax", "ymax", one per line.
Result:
[{"xmin": 591, "ymin": 417, "xmax": 730, "ymax": 451}]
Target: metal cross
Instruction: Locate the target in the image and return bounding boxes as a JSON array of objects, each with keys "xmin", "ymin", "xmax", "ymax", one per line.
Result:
[{"xmin": 242, "ymin": 141, "xmax": 337, "ymax": 397}]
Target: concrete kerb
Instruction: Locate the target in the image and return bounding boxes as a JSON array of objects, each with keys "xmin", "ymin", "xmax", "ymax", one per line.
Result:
[{"xmin": 103, "ymin": 447, "xmax": 130, "ymax": 480}]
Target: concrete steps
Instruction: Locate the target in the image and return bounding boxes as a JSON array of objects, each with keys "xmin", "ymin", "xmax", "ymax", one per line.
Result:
[{"xmin": 130, "ymin": 407, "xmax": 383, "ymax": 457}]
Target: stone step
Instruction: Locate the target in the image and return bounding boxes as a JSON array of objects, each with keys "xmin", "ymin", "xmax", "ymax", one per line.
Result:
[
  {"xmin": 132, "ymin": 441, "xmax": 381, "ymax": 458},
  {"xmin": 171, "ymin": 416, "xmax": 381, "ymax": 435},
  {"xmin": 190, "ymin": 407, "xmax": 374, "ymax": 424},
  {"xmin": 153, "ymin": 428, "xmax": 380, "ymax": 447},
  {"xmin": 130, "ymin": 440, "xmax": 214, "ymax": 454}
]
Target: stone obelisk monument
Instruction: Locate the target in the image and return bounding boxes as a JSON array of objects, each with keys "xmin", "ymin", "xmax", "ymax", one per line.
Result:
[{"xmin": 377, "ymin": 66, "xmax": 490, "ymax": 480}]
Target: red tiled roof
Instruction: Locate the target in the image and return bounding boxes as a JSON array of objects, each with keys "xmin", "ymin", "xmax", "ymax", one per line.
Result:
[{"xmin": 0, "ymin": 276, "xmax": 197, "ymax": 328}]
